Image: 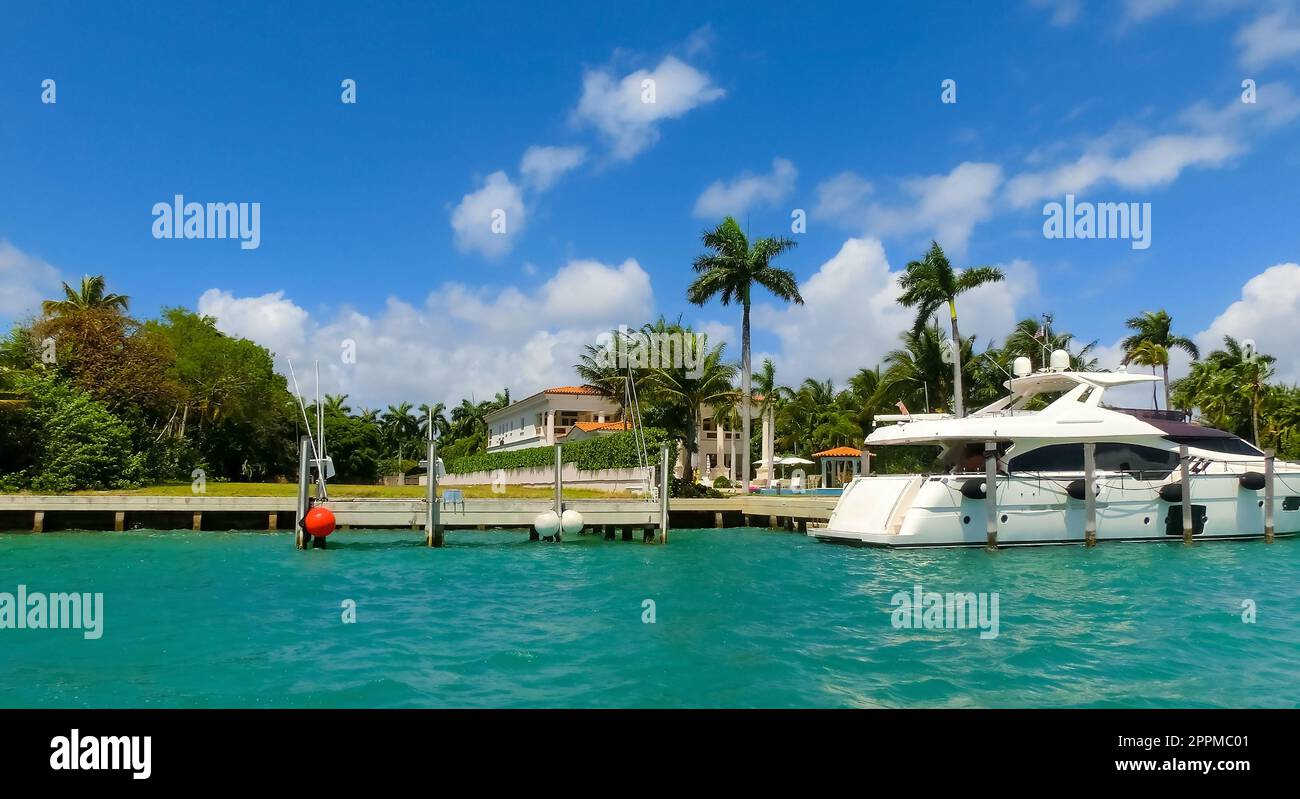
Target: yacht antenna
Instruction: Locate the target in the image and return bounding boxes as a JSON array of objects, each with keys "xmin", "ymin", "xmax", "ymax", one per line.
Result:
[
  {"xmin": 984, "ymin": 351, "xmax": 1014, "ymax": 379},
  {"xmin": 1038, "ymin": 312, "xmax": 1055, "ymax": 369}
]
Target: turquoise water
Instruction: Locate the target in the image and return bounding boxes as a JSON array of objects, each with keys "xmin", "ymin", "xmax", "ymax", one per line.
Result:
[{"xmin": 1, "ymin": 528, "xmax": 1297, "ymax": 708}]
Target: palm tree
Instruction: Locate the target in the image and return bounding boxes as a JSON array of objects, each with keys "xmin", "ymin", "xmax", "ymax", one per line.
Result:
[
  {"xmin": 881, "ymin": 325, "xmax": 971, "ymax": 414},
  {"xmin": 41, "ymin": 275, "xmax": 130, "ymax": 317},
  {"xmin": 641, "ymin": 330, "xmax": 737, "ymax": 476},
  {"xmin": 575, "ymin": 328, "xmax": 632, "ymax": 417},
  {"xmin": 323, "ymin": 393, "xmax": 351, "ymax": 416},
  {"xmin": 382, "ymin": 402, "xmax": 420, "ymax": 457},
  {"xmin": 688, "ymin": 216, "xmax": 803, "ymax": 486},
  {"xmin": 418, "ymin": 402, "xmax": 449, "ymax": 440},
  {"xmin": 1005, "ymin": 317, "xmax": 1099, "ymax": 372},
  {"xmin": 897, "ymin": 241, "xmax": 1003, "ymax": 417},
  {"xmin": 1121, "ymin": 310, "xmax": 1199, "ymax": 411}
]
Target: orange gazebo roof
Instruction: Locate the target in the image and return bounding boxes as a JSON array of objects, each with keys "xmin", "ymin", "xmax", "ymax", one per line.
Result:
[{"xmin": 812, "ymin": 446, "xmax": 866, "ymax": 458}]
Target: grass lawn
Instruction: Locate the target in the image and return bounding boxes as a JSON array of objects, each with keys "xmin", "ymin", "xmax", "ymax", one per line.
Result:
[{"xmin": 8, "ymin": 482, "xmax": 631, "ymax": 499}]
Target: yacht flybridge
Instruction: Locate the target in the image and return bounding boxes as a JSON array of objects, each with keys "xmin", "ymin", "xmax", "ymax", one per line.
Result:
[{"xmin": 813, "ymin": 353, "xmax": 1300, "ymax": 547}]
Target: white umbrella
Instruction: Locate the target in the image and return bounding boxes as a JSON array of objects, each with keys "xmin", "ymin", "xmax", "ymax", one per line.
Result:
[{"xmin": 777, "ymin": 456, "xmax": 814, "ymax": 465}]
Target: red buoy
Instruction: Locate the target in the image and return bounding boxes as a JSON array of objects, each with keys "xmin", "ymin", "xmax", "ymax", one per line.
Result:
[{"xmin": 304, "ymin": 506, "xmax": 336, "ymax": 538}]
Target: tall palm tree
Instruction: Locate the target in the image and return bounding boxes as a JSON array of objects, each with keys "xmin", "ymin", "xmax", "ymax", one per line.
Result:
[
  {"xmin": 688, "ymin": 216, "xmax": 803, "ymax": 486},
  {"xmin": 1121, "ymin": 309, "xmax": 1199, "ymax": 411},
  {"xmin": 897, "ymin": 241, "xmax": 1003, "ymax": 417},
  {"xmin": 41, "ymin": 275, "xmax": 130, "ymax": 317}
]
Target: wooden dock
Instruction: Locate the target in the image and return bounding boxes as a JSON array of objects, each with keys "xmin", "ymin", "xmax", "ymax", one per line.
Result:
[{"xmin": 0, "ymin": 494, "xmax": 837, "ymax": 534}]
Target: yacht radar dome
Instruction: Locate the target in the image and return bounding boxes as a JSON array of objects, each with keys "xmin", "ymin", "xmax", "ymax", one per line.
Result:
[
  {"xmin": 1049, "ymin": 349, "xmax": 1071, "ymax": 371},
  {"xmin": 1013, "ymin": 356, "xmax": 1033, "ymax": 378}
]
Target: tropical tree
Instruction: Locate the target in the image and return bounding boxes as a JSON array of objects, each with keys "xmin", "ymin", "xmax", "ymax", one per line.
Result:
[
  {"xmin": 1121, "ymin": 309, "xmax": 1199, "ymax": 410},
  {"xmin": 688, "ymin": 216, "xmax": 802, "ymax": 485},
  {"xmin": 323, "ymin": 394, "xmax": 352, "ymax": 416},
  {"xmin": 640, "ymin": 329, "xmax": 737, "ymax": 475},
  {"xmin": 881, "ymin": 325, "xmax": 973, "ymax": 414},
  {"xmin": 897, "ymin": 241, "xmax": 1003, "ymax": 417},
  {"xmin": 382, "ymin": 402, "xmax": 419, "ymax": 458},
  {"xmin": 41, "ymin": 275, "xmax": 130, "ymax": 317},
  {"xmin": 418, "ymin": 402, "xmax": 449, "ymax": 440}
]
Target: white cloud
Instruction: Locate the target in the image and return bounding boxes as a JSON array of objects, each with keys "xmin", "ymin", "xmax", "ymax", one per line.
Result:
[
  {"xmin": 1007, "ymin": 83, "xmax": 1300, "ymax": 209},
  {"xmin": 754, "ymin": 237, "xmax": 1036, "ymax": 385},
  {"xmin": 197, "ymin": 289, "xmax": 311, "ymax": 359},
  {"xmin": 1029, "ymin": 0, "xmax": 1082, "ymax": 27},
  {"xmin": 1005, "ymin": 133, "xmax": 1239, "ymax": 207},
  {"xmin": 866, "ymin": 162, "xmax": 1004, "ymax": 255},
  {"xmin": 812, "ymin": 171, "xmax": 874, "ymax": 225},
  {"xmin": 692, "ymin": 158, "xmax": 797, "ymax": 219},
  {"xmin": 519, "ymin": 145, "xmax": 587, "ymax": 191},
  {"xmin": 1196, "ymin": 262, "xmax": 1300, "ymax": 382},
  {"xmin": 1121, "ymin": 0, "xmax": 1182, "ymax": 25},
  {"xmin": 449, "ymin": 171, "xmax": 525, "ymax": 258},
  {"xmin": 198, "ymin": 258, "xmax": 654, "ymax": 408},
  {"xmin": 571, "ymin": 55, "xmax": 724, "ymax": 160},
  {"xmin": 1236, "ymin": 8, "xmax": 1300, "ymax": 69},
  {"xmin": 0, "ymin": 242, "xmax": 64, "ymax": 322}
]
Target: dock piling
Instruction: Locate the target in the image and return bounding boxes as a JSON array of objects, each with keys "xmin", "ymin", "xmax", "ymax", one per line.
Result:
[
  {"xmin": 554, "ymin": 444, "xmax": 564, "ymax": 542},
  {"xmin": 1180, "ymin": 444, "xmax": 1193, "ymax": 544},
  {"xmin": 114, "ymin": 511, "xmax": 125, "ymax": 532},
  {"xmin": 1265, "ymin": 449, "xmax": 1275, "ymax": 543},
  {"xmin": 295, "ymin": 435, "xmax": 310, "ymax": 549},
  {"xmin": 32, "ymin": 511, "xmax": 44, "ymax": 533},
  {"xmin": 659, "ymin": 442, "xmax": 670, "ymax": 543},
  {"xmin": 984, "ymin": 441, "xmax": 998, "ymax": 548},
  {"xmin": 425, "ymin": 433, "xmax": 443, "ymax": 547},
  {"xmin": 1083, "ymin": 442, "xmax": 1097, "ymax": 547}
]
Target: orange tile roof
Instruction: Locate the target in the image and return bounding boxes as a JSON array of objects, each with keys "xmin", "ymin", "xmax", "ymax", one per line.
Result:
[
  {"xmin": 543, "ymin": 385, "xmax": 608, "ymax": 396},
  {"xmin": 812, "ymin": 446, "xmax": 864, "ymax": 458},
  {"xmin": 571, "ymin": 420, "xmax": 633, "ymax": 433}
]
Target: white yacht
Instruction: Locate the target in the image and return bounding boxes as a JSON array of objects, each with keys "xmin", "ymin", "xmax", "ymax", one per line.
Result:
[{"xmin": 813, "ymin": 352, "xmax": 1300, "ymax": 547}]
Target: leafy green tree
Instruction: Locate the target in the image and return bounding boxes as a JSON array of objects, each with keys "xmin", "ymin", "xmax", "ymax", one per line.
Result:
[
  {"xmin": 41, "ymin": 275, "xmax": 130, "ymax": 317},
  {"xmin": 1122, "ymin": 309, "xmax": 1199, "ymax": 411},
  {"xmin": 13, "ymin": 374, "xmax": 141, "ymax": 491},
  {"xmin": 897, "ymin": 241, "xmax": 1003, "ymax": 416},
  {"xmin": 688, "ymin": 216, "xmax": 802, "ymax": 483},
  {"xmin": 640, "ymin": 327, "xmax": 737, "ymax": 475}
]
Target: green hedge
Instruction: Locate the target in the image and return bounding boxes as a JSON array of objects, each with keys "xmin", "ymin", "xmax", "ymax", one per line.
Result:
[{"xmin": 447, "ymin": 427, "xmax": 671, "ymax": 475}]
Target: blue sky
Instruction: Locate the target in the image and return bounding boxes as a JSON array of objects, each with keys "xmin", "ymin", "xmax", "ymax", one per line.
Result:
[{"xmin": 2, "ymin": 0, "xmax": 1299, "ymax": 409}]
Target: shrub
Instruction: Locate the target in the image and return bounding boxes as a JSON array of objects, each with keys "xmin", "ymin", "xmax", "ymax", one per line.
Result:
[
  {"xmin": 447, "ymin": 427, "xmax": 671, "ymax": 475},
  {"xmin": 712, "ymin": 475, "xmax": 731, "ymax": 488},
  {"xmin": 670, "ymin": 477, "xmax": 722, "ymax": 499},
  {"xmin": 22, "ymin": 374, "xmax": 137, "ymax": 491}
]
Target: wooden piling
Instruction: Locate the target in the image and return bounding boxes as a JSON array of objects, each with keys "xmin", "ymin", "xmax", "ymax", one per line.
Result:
[
  {"xmin": 1264, "ymin": 449, "xmax": 1275, "ymax": 544},
  {"xmin": 1180, "ymin": 443, "xmax": 1192, "ymax": 544},
  {"xmin": 768, "ymin": 514, "xmax": 778, "ymax": 530},
  {"xmin": 32, "ymin": 511, "xmax": 44, "ymax": 533},
  {"xmin": 114, "ymin": 511, "xmax": 125, "ymax": 532},
  {"xmin": 714, "ymin": 512, "xmax": 724, "ymax": 529},
  {"xmin": 984, "ymin": 441, "xmax": 998, "ymax": 548},
  {"xmin": 1083, "ymin": 442, "xmax": 1097, "ymax": 547},
  {"xmin": 192, "ymin": 512, "xmax": 202, "ymax": 531},
  {"xmin": 267, "ymin": 512, "xmax": 278, "ymax": 531}
]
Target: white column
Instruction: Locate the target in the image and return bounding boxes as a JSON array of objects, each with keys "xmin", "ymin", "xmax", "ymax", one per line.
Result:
[
  {"xmin": 762, "ymin": 408, "xmax": 774, "ymax": 488},
  {"xmin": 545, "ymin": 410, "xmax": 555, "ymax": 446},
  {"xmin": 716, "ymin": 421, "xmax": 725, "ymax": 479}
]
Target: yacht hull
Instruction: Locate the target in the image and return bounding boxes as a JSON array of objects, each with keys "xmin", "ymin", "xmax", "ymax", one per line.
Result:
[{"xmin": 812, "ymin": 472, "xmax": 1300, "ymax": 548}]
